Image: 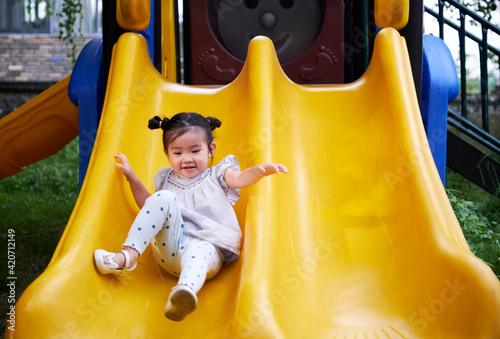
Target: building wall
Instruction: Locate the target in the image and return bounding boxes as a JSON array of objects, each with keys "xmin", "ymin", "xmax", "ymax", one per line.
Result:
[{"xmin": 0, "ymin": 34, "xmax": 86, "ymax": 117}]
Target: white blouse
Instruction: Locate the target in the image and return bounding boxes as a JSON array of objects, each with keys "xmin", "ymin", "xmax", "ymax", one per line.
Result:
[{"xmin": 154, "ymin": 155, "xmax": 242, "ymax": 264}]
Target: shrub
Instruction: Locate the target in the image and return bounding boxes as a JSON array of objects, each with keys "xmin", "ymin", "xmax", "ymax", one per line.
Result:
[{"xmin": 447, "ymin": 189, "xmax": 500, "ymax": 277}]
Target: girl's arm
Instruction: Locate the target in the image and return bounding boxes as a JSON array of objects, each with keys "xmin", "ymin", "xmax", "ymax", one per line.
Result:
[
  {"xmin": 224, "ymin": 163, "xmax": 289, "ymax": 189},
  {"xmin": 115, "ymin": 153, "xmax": 151, "ymax": 208}
]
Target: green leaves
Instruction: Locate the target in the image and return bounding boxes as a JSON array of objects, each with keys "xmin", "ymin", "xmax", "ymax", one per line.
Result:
[
  {"xmin": 56, "ymin": 0, "xmax": 84, "ymax": 63},
  {"xmin": 447, "ymin": 189, "xmax": 500, "ymax": 273},
  {"xmin": 21, "ymin": 0, "xmax": 84, "ymax": 63}
]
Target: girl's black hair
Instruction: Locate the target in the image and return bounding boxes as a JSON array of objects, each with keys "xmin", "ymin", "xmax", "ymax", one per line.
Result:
[{"xmin": 148, "ymin": 112, "xmax": 221, "ymax": 157}]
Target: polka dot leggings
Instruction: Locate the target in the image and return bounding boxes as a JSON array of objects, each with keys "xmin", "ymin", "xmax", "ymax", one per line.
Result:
[{"xmin": 123, "ymin": 190, "xmax": 224, "ymax": 294}]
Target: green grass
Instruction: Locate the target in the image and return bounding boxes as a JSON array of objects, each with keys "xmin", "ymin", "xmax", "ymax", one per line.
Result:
[{"xmin": 0, "ymin": 137, "xmax": 79, "ymax": 334}]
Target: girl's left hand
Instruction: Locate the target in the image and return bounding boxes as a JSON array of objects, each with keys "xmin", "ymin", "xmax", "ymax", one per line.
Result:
[
  {"xmin": 256, "ymin": 163, "xmax": 289, "ymax": 177},
  {"xmin": 225, "ymin": 163, "xmax": 289, "ymax": 189}
]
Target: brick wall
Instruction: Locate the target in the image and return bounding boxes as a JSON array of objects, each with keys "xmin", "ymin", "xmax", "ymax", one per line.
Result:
[
  {"xmin": 0, "ymin": 34, "xmax": 86, "ymax": 117},
  {"xmin": 0, "ymin": 34, "xmax": 85, "ymax": 83}
]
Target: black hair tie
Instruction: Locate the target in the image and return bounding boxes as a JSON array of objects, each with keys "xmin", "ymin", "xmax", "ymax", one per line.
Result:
[
  {"xmin": 206, "ymin": 117, "xmax": 222, "ymax": 131},
  {"xmin": 148, "ymin": 116, "xmax": 168, "ymax": 130}
]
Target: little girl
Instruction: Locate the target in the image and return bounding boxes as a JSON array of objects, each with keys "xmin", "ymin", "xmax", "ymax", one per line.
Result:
[{"xmin": 94, "ymin": 112, "xmax": 288, "ymax": 321}]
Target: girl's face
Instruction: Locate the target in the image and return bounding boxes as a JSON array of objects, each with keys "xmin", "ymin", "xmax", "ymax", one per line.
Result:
[{"xmin": 165, "ymin": 128, "xmax": 216, "ymax": 178}]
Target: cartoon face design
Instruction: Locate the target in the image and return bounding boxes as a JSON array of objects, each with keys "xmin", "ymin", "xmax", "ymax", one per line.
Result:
[{"xmin": 214, "ymin": 0, "xmax": 322, "ymax": 63}]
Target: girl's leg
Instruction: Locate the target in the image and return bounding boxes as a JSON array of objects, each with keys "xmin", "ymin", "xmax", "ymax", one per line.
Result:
[
  {"xmin": 164, "ymin": 235, "xmax": 224, "ymax": 321},
  {"xmin": 123, "ymin": 190, "xmax": 184, "ymax": 261},
  {"xmin": 177, "ymin": 235, "xmax": 224, "ymax": 294},
  {"xmin": 95, "ymin": 190, "xmax": 183, "ymax": 273}
]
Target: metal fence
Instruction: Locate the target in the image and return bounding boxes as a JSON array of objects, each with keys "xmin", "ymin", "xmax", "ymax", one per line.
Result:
[{"xmin": 425, "ymin": 0, "xmax": 500, "ymax": 154}]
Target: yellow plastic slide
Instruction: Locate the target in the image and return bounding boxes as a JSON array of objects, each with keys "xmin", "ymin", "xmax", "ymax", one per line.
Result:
[
  {"xmin": 8, "ymin": 29, "xmax": 500, "ymax": 338},
  {"xmin": 0, "ymin": 76, "xmax": 78, "ymax": 181}
]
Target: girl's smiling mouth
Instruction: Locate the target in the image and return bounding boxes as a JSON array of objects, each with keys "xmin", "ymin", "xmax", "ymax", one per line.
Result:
[{"xmin": 182, "ymin": 166, "xmax": 198, "ymax": 174}]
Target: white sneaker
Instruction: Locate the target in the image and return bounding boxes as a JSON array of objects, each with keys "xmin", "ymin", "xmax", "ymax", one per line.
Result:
[{"xmin": 164, "ymin": 285, "xmax": 198, "ymax": 321}]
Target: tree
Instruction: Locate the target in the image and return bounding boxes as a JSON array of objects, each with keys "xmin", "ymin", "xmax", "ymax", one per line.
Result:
[{"xmin": 453, "ymin": 0, "xmax": 498, "ymax": 21}]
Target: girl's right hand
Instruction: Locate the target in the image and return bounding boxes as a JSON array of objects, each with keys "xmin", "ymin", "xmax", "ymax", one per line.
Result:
[
  {"xmin": 114, "ymin": 153, "xmax": 151, "ymax": 208},
  {"xmin": 114, "ymin": 153, "xmax": 136, "ymax": 182}
]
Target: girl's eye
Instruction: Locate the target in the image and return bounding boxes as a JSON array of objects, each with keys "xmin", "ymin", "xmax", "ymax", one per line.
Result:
[{"xmin": 193, "ymin": 150, "xmax": 201, "ymax": 154}]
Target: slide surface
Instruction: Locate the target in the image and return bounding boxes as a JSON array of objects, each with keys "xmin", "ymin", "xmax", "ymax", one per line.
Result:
[
  {"xmin": 8, "ymin": 29, "xmax": 500, "ymax": 338},
  {"xmin": 0, "ymin": 76, "xmax": 78, "ymax": 181}
]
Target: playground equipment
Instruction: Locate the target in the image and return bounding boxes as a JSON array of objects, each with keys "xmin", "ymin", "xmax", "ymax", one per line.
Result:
[
  {"xmin": 185, "ymin": 0, "xmax": 344, "ymax": 84},
  {"xmin": 0, "ymin": 76, "xmax": 78, "ymax": 181},
  {"xmin": 4, "ymin": 0, "xmax": 500, "ymax": 338},
  {"xmin": 421, "ymin": 34, "xmax": 460, "ymax": 185}
]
